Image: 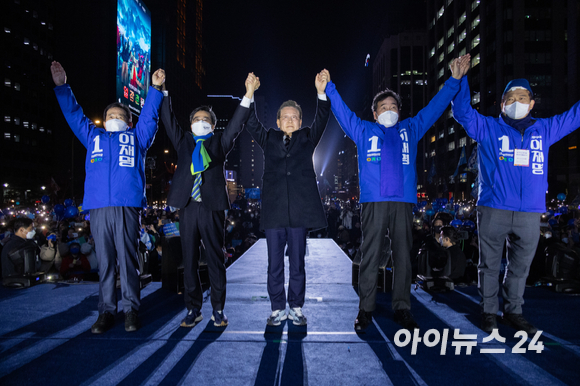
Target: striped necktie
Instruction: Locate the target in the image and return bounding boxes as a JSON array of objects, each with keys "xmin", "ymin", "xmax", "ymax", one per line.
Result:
[{"xmin": 192, "ymin": 173, "xmax": 202, "ymax": 201}]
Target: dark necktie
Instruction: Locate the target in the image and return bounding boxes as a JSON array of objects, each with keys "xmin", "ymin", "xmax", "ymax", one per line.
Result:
[{"xmin": 284, "ymin": 135, "xmax": 290, "ymax": 150}]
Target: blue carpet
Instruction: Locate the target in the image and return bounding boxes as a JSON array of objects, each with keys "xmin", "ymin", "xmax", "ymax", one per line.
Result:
[{"xmin": 0, "ymin": 239, "xmax": 579, "ymax": 385}]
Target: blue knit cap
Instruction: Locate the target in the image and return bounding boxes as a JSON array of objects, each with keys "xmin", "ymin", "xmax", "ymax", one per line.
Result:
[{"xmin": 502, "ymin": 79, "xmax": 533, "ymax": 98}]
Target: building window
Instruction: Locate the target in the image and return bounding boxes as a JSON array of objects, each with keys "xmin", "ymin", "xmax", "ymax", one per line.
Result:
[
  {"xmin": 14, "ymin": 135, "xmax": 20, "ymax": 142},
  {"xmin": 448, "ymin": 126, "xmax": 455, "ymax": 135},
  {"xmin": 430, "ymin": 150, "xmax": 437, "ymax": 157},
  {"xmin": 471, "ymin": 18, "xmax": 480, "ymax": 30},
  {"xmin": 447, "ymin": 42, "xmax": 455, "ymax": 54},
  {"xmin": 458, "ymin": 29, "xmax": 466, "ymax": 43},
  {"xmin": 438, "ymin": 67, "xmax": 444, "ymax": 79},
  {"xmin": 24, "ymin": 37, "xmax": 30, "ymax": 45},
  {"xmin": 437, "ymin": 6, "xmax": 445, "ymax": 20},
  {"xmin": 438, "ymin": 52, "xmax": 444, "ymax": 64},
  {"xmin": 471, "ymin": 54, "xmax": 480, "ymax": 67},
  {"xmin": 459, "ymin": 12, "xmax": 466, "ymax": 25},
  {"xmin": 472, "ymin": 92, "xmax": 480, "ymax": 105},
  {"xmin": 447, "ymin": 26, "xmax": 454, "ymax": 38},
  {"xmin": 437, "ymin": 37, "xmax": 444, "ymax": 49},
  {"xmin": 430, "ymin": 47, "xmax": 435, "ymax": 58},
  {"xmin": 471, "ymin": 0, "xmax": 480, "ymax": 11},
  {"xmin": 14, "ymin": 83, "xmax": 20, "ymax": 91},
  {"xmin": 4, "ymin": 116, "xmax": 10, "ymax": 122},
  {"xmin": 431, "ymin": 135, "xmax": 436, "ymax": 143},
  {"xmin": 471, "ymin": 34, "xmax": 480, "ymax": 49},
  {"xmin": 459, "ymin": 137, "xmax": 467, "ymax": 147},
  {"xmin": 459, "ymin": 47, "xmax": 466, "ymax": 57},
  {"xmin": 4, "ymin": 27, "xmax": 10, "ymax": 33},
  {"xmin": 425, "ymin": 152, "xmax": 429, "ymax": 159},
  {"xmin": 4, "ymin": 133, "xmax": 10, "ymax": 140},
  {"xmin": 31, "ymin": 123, "xmax": 37, "ymax": 130},
  {"xmin": 23, "ymin": 121, "xmax": 29, "ymax": 128},
  {"xmin": 448, "ymin": 142, "xmax": 455, "ymax": 151},
  {"xmin": 439, "ymin": 131, "xmax": 445, "ymax": 139}
]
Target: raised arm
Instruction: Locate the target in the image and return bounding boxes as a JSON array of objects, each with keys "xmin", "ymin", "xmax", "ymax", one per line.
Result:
[
  {"xmin": 245, "ymin": 75, "xmax": 268, "ymax": 149},
  {"xmin": 410, "ymin": 55, "xmax": 469, "ymax": 139},
  {"xmin": 160, "ymin": 74, "xmax": 186, "ymax": 150},
  {"xmin": 135, "ymin": 69, "xmax": 165, "ymax": 151},
  {"xmin": 543, "ymin": 99, "xmax": 580, "ymax": 145},
  {"xmin": 221, "ymin": 72, "xmax": 258, "ymax": 153},
  {"xmin": 451, "ymin": 79, "xmax": 488, "ymax": 143},
  {"xmin": 51, "ymin": 61, "xmax": 94, "ymax": 149},
  {"xmin": 307, "ymin": 70, "xmax": 331, "ymax": 145},
  {"xmin": 322, "ymin": 69, "xmax": 364, "ymax": 144}
]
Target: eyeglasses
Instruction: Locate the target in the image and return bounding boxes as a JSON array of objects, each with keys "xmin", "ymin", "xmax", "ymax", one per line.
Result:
[
  {"xmin": 280, "ymin": 115, "xmax": 300, "ymax": 121},
  {"xmin": 192, "ymin": 117, "xmax": 212, "ymax": 123}
]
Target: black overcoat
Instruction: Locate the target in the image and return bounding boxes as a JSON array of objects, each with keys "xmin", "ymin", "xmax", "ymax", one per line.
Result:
[
  {"xmin": 160, "ymin": 96, "xmax": 249, "ymax": 211},
  {"xmin": 246, "ymin": 98, "xmax": 330, "ymax": 230}
]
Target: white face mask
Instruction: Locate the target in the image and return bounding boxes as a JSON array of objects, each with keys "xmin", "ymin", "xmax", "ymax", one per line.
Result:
[
  {"xmin": 503, "ymin": 101, "xmax": 530, "ymax": 120},
  {"xmin": 377, "ymin": 111, "xmax": 399, "ymax": 127},
  {"xmin": 191, "ymin": 121, "xmax": 213, "ymax": 136},
  {"xmin": 26, "ymin": 230, "xmax": 36, "ymax": 239},
  {"xmin": 105, "ymin": 119, "xmax": 129, "ymax": 132}
]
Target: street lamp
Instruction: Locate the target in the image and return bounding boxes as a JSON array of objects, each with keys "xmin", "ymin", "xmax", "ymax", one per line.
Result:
[{"xmin": 164, "ymin": 150, "xmax": 169, "ymax": 153}]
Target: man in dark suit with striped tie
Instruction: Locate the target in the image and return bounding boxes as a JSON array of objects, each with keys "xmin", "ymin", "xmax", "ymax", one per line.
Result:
[{"xmin": 160, "ymin": 73, "xmax": 260, "ymax": 328}]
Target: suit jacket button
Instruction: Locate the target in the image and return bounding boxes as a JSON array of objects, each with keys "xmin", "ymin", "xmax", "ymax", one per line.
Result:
[{"xmin": 287, "ymin": 172, "xmax": 291, "ymax": 176}]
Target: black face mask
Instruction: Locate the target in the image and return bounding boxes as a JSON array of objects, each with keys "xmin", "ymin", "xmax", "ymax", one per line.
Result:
[{"xmin": 432, "ymin": 226, "xmax": 442, "ymax": 235}]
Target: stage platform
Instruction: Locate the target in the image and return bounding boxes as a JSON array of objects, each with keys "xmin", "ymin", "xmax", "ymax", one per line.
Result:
[{"xmin": 1, "ymin": 239, "xmax": 579, "ymax": 385}]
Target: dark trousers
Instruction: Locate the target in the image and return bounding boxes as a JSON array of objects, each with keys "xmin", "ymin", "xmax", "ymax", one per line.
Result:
[
  {"xmin": 477, "ymin": 206, "xmax": 540, "ymax": 314},
  {"xmin": 359, "ymin": 201, "xmax": 413, "ymax": 312},
  {"xmin": 179, "ymin": 200, "xmax": 226, "ymax": 311},
  {"xmin": 91, "ymin": 206, "xmax": 141, "ymax": 314},
  {"xmin": 265, "ymin": 227, "xmax": 308, "ymax": 311}
]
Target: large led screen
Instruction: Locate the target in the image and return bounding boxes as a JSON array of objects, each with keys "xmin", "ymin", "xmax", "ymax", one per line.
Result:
[{"xmin": 116, "ymin": 0, "xmax": 151, "ymax": 115}]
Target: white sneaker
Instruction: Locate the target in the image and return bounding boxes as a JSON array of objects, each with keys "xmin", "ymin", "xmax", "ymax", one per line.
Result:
[
  {"xmin": 288, "ymin": 307, "xmax": 307, "ymax": 326},
  {"xmin": 267, "ymin": 309, "xmax": 287, "ymax": 326}
]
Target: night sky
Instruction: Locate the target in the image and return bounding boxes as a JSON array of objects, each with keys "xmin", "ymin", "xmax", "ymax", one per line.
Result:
[{"xmin": 204, "ymin": 0, "xmax": 427, "ymax": 176}]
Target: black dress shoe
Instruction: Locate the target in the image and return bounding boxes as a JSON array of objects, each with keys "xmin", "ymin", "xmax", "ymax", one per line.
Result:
[
  {"xmin": 125, "ymin": 309, "xmax": 141, "ymax": 332},
  {"xmin": 481, "ymin": 313, "xmax": 497, "ymax": 333},
  {"xmin": 91, "ymin": 312, "xmax": 115, "ymax": 334},
  {"xmin": 354, "ymin": 310, "xmax": 372, "ymax": 331},
  {"xmin": 393, "ymin": 309, "xmax": 419, "ymax": 330},
  {"xmin": 501, "ymin": 313, "xmax": 538, "ymax": 335}
]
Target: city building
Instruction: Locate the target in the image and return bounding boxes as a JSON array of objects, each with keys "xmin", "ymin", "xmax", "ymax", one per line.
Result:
[{"xmin": 1, "ymin": 0, "xmax": 57, "ymax": 205}]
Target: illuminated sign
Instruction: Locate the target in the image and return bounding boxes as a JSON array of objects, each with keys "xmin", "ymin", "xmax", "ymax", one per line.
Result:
[{"xmin": 116, "ymin": 0, "xmax": 151, "ymax": 116}]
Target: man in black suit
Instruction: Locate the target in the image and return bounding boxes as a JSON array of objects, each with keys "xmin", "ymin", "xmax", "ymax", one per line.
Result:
[
  {"xmin": 160, "ymin": 73, "xmax": 259, "ymax": 328},
  {"xmin": 246, "ymin": 71, "xmax": 330, "ymax": 326}
]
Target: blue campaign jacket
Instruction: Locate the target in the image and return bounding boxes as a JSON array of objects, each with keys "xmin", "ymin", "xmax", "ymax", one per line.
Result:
[
  {"xmin": 54, "ymin": 84, "xmax": 163, "ymax": 210},
  {"xmin": 326, "ymin": 77, "xmax": 461, "ymax": 204},
  {"xmin": 452, "ymin": 77, "xmax": 580, "ymax": 213}
]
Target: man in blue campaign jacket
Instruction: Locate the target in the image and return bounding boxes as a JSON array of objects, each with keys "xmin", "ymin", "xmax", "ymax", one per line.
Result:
[
  {"xmin": 322, "ymin": 55, "xmax": 470, "ymax": 331},
  {"xmin": 453, "ymin": 76, "xmax": 580, "ymax": 334},
  {"xmin": 51, "ymin": 61, "xmax": 164, "ymax": 334}
]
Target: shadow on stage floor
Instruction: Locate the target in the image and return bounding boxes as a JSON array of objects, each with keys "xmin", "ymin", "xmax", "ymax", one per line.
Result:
[{"xmin": 1, "ymin": 239, "xmax": 579, "ymax": 385}]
